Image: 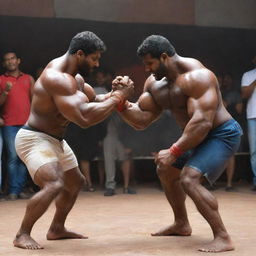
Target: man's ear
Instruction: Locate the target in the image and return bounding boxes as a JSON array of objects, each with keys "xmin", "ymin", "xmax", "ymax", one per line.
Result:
[
  {"xmin": 160, "ymin": 52, "xmax": 168, "ymax": 62},
  {"xmin": 77, "ymin": 50, "xmax": 85, "ymax": 57},
  {"xmin": 17, "ymin": 58, "xmax": 21, "ymax": 65}
]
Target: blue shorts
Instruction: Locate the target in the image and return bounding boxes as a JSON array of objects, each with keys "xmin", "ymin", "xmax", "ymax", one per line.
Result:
[{"xmin": 172, "ymin": 119, "xmax": 243, "ymax": 185}]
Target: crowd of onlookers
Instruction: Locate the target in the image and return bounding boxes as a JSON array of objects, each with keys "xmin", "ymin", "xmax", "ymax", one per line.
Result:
[{"xmin": 0, "ymin": 50, "xmax": 255, "ymax": 201}]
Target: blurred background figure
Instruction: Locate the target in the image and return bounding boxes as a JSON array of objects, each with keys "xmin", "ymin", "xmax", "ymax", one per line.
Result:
[
  {"xmin": 103, "ymin": 112, "xmax": 136, "ymax": 196},
  {"xmin": 220, "ymin": 73, "xmax": 243, "ymax": 191},
  {"xmin": 241, "ymin": 55, "xmax": 256, "ymax": 191},
  {"xmin": 0, "ymin": 51, "xmax": 34, "ymax": 200}
]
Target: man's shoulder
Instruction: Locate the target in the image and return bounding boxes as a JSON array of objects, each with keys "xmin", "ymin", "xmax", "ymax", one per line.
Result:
[
  {"xmin": 144, "ymin": 74, "xmax": 163, "ymax": 89},
  {"xmin": 41, "ymin": 68, "xmax": 77, "ymax": 94},
  {"xmin": 243, "ymin": 68, "xmax": 256, "ymax": 77},
  {"xmin": 181, "ymin": 68, "xmax": 215, "ymax": 86},
  {"xmin": 43, "ymin": 68, "xmax": 75, "ymax": 85}
]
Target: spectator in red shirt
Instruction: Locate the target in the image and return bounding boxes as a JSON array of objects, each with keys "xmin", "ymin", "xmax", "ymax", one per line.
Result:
[{"xmin": 0, "ymin": 51, "xmax": 34, "ymax": 200}]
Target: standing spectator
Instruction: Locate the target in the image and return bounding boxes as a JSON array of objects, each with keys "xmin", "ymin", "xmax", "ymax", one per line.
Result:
[
  {"xmin": 241, "ymin": 55, "xmax": 256, "ymax": 190},
  {"xmin": 0, "ymin": 118, "xmax": 4, "ymax": 200},
  {"xmin": 221, "ymin": 73, "xmax": 243, "ymax": 191},
  {"xmin": 0, "ymin": 51, "xmax": 34, "ymax": 200},
  {"xmin": 103, "ymin": 112, "xmax": 136, "ymax": 196}
]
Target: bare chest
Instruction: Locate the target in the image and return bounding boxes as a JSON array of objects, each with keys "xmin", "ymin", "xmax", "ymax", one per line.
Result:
[{"xmin": 150, "ymin": 81, "xmax": 187, "ymax": 111}]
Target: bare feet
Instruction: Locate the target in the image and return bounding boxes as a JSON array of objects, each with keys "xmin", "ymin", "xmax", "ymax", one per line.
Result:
[
  {"xmin": 13, "ymin": 233, "xmax": 43, "ymax": 250},
  {"xmin": 151, "ymin": 223, "xmax": 192, "ymax": 236},
  {"xmin": 46, "ymin": 228, "xmax": 88, "ymax": 240},
  {"xmin": 198, "ymin": 236, "xmax": 234, "ymax": 253}
]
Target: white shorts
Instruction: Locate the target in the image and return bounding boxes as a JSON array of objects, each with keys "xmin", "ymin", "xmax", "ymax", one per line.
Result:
[{"xmin": 15, "ymin": 128, "xmax": 78, "ymax": 180}]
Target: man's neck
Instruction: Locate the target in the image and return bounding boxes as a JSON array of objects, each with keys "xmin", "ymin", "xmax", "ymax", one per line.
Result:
[
  {"xmin": 6, "ymin": 69, "xmax": 21, "ymax": 77},
  {"xmin": 61, "ymin": 53, "xmax": 79, "ymax": 77},
  {"xmin": 166, "ymin": 55, "xmax": 180, "ymax": 82}
]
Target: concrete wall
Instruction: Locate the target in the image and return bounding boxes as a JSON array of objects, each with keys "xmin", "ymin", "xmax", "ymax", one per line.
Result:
[
  {"xmin": 54, "ymin": 0, "xmax": 195, "ymax": 25},
  {"xmin": 195, "ymin": 0, "xmax": 256, "ymax": 29},
  {"xmin": 0, "ymin": 0, "xmax": 55, "ymax": 17},
  {"xmin": 0, "ymin": 0, "xmax": 255, "ymax": 29}
]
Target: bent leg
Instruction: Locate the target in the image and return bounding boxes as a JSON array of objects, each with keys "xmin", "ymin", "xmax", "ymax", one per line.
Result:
[
  {"xmin": 46, "ymin": 167, "xmax": 87, "ymax": 240},
  {"xmin": 152, "ymin": 165, "xmax": 191, "ymax": 236},
  {"xmin": 180, "ymin": 167, "xmax": 234, "ymax": 252},
  {"xmin": 13, "ymin": 162, "xmax": 64, "ymax": 249}
]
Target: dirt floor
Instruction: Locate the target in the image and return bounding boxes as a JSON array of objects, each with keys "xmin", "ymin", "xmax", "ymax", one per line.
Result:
[{"xmin": 0, "ymin": 182, "xmax": 255, "ymax": 256}]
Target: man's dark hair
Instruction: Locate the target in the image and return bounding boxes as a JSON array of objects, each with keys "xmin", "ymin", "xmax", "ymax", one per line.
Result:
[
  {"xmin": 2, "ymin": 50, "xmax": 19, "ymax": 60},
  {"xmin": 68, "ymin": 31, "xmax": 106, "ymax": 55},
  {"xmin": 137, "ymin": 35, "xmax": 176, "ymax": 59}
]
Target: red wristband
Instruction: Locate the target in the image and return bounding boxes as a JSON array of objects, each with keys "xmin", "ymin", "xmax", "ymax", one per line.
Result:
[
  {"xmin": 116, "ymin": 100, "xmax": 127, "ymax": 112},
  {"xmin": 169, "ymin": 144, "xmax": 183, "ymax": 158}
]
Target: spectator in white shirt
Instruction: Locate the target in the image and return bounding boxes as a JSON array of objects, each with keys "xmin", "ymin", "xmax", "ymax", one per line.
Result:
[{"xmin": 241, "ymin": 55, "xmax": 256, "ymax": 190}]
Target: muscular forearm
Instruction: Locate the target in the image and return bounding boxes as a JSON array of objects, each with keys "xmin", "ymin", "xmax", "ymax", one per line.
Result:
[
  {"xmin": 94, "ymin": 92, "xmax": 112, "ymax": 102},
  {"xmin": 78, "ymin": 95, "xmax": 120, "ymax": 128},
  {"xmin": 174, "ymin": 118, "xmax": 212, "ymax": 152},
  {"xmin": 241, "ymin": 81, "xmax": 256, "ymax": 99},
  {"xmin": 118, "ymin": 102, "xmax": 159, "ymax": 130}
]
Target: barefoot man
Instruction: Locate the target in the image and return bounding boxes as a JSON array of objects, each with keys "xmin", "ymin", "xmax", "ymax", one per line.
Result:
[
  {"xmin": 14, "ymin": 31, "xmax": 133, "ymax": 249},
  {"xmin": 113, "ymin": 35, "xmax": 242, "ymax": 252}
]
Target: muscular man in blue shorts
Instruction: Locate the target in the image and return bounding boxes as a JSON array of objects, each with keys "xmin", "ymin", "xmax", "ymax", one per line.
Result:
[{"xmin": 114, "ymin": 35, "xmax": 242, "ymax": 253}]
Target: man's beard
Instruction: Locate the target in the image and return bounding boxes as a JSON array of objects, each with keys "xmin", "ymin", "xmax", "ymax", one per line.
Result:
[
  {"xmin": 78, "ymin": 65, "xmax": 92, "ymax": 78},
  {"xmin": 154, "ymin": 66, "xmax": 166, "ymax": 80}
]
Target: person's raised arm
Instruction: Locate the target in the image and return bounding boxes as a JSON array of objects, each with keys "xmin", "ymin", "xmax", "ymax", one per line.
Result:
[
  {"xmin": 44, "ymin": 71, "xmax": 133, "ymax": 128},
  {"xmin": 113, "ymin": 76, "xmax": 162, "ymax": 130},
  {"xmin": 0, "ymin": 81, "xmax": 12, "ymax": 106}
]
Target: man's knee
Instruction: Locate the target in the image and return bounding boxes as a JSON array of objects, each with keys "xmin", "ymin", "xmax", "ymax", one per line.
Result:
[
  {"xmin": 156, "ymin": 165, "xmax": 180, "ymax": 181},
  {"xmin": 45, "ymin": 179, "xmax": 64, "ymax": 197},
  {"xmin": 64, "ymin": 170, "xmax": 85, "ymax": 194},
  {"xmin": 156, "ymin": 165, "xmax": 168, "ymax": 178},
  {"xmin": 180, "ymin": 170, "xmax": 200, "ymax": 192}
]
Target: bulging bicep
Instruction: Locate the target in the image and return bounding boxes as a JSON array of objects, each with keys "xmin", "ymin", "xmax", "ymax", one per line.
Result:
[{"xmin": 53, "ymin": 91, "xmax": 89, "ymax": 121}]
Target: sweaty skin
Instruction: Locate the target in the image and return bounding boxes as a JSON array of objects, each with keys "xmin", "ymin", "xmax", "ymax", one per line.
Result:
[
  {"xmin": 115, "ymin": 53, "xmax": 234, "ymax": 253},
  {"xmin": 13, "ymin": 50, "xmax": 133, "ymax": 250}
]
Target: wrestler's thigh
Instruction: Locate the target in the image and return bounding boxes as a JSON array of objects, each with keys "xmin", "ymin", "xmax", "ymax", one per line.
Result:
[{"xmin": 34, "ymin": 161, "xmax": 64, "ymax": 188}]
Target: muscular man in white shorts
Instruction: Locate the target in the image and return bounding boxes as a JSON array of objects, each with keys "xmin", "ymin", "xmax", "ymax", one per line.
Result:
[{"xmin": 14, "ymin": 31, "xmax": 133, "ymax": 250}]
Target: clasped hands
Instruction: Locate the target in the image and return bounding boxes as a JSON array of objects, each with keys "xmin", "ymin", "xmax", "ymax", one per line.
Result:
[{"xmin": 111, "ymin": 75, "xmax": 134, "ymax": 100}]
